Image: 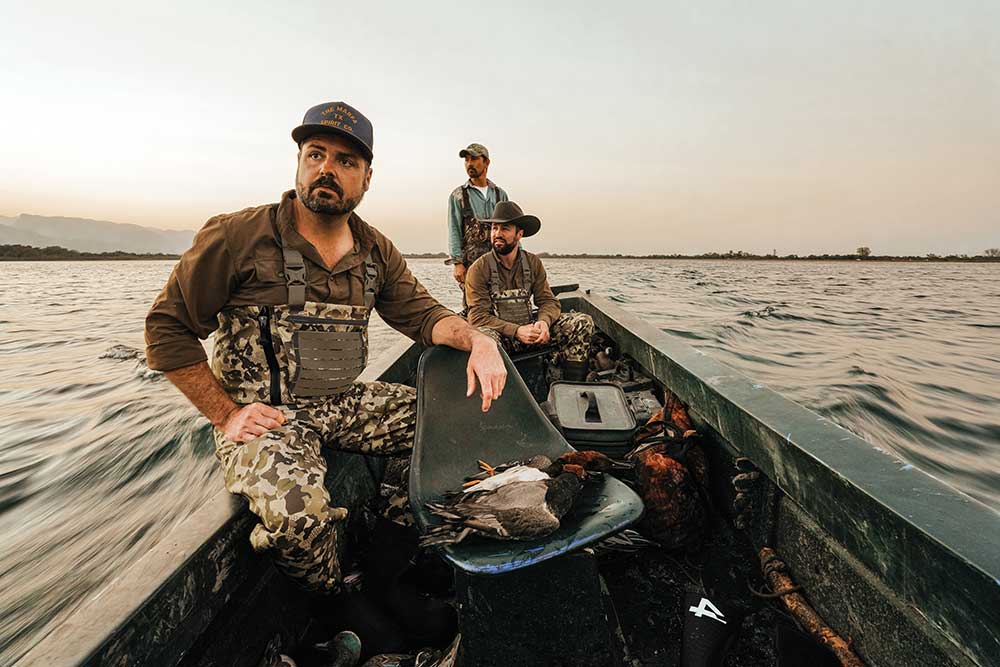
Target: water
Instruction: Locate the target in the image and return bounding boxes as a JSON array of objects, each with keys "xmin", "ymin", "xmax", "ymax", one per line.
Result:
[{"xmin": 1, "ymin": 258, "xmax": 997, "ymax": 661}]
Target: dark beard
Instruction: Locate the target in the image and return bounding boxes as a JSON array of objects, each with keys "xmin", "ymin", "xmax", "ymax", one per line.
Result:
[
  {"xmin": 296, "ymin": 176, "xmax": 363, "ymax": 216},
  {"xmin": 494, "ymin": 240, "xmax": 517, "ymax": 255}
]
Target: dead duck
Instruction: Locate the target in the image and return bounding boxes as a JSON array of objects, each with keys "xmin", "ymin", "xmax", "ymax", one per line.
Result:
[
  {"xmin": 419, "ymin": 452, "xmax": 622, "ymax": 547},
  {"xmin": 627, "ymin": 431, "xmax": 708, "ymax": 551},
  {"xmin": 460, "ymin": 455, "xmax": 554, "ymax": 484},
  {"xmin": 458, "ymin": 457, "xmax": 553, "ymax": 493}
]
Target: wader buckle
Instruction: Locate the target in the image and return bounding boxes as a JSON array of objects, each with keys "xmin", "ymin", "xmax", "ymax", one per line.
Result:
[{"xmin": 285, "ymin": 265, "xmax": 307, "ymax": 289}]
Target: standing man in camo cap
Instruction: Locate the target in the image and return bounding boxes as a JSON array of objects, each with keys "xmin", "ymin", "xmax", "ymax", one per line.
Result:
[
  {"xmin": 447, "ymin": 143, "xmax": 509, "ymax": 312},
  {"xmin": 145, "ymin": 101, "xmax": 506, "ymax": 597}
]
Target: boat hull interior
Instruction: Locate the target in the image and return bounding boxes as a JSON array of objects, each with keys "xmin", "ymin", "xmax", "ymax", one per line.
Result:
[{"xmin": 18, "ymin": 291, "xmax": 998, "ymax": 667}]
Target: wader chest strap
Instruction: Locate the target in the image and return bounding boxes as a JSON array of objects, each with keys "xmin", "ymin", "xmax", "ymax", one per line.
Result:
[
  {"xmin": 485, "ymin": 252, "xmax": 533, "ymax": 296},
  {"xmin": 486, "ymin": 252, "xmax": 502, "ymax": 302},
  {"xmin": 281, "ymin": 246, "xmax": 307, "ymax": 308},
  {"xmin": 460, "ymin": 186, "xmax": 475, "ymax": 227},
  {"xmin": 362, "ymin": 251, "xmax": 378, "ymax": 310}
]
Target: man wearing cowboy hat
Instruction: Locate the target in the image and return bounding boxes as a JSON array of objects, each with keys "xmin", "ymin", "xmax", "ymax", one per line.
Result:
[
  {"xmin": 465, "ymin": 201, "xmax": 595, "ymax": 381},
  {"xmin": 447, "ymin": 143, "xmax": 509, "ymax": 309}
]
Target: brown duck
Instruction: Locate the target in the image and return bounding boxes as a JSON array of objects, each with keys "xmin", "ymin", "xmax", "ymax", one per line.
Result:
[{"xmin": 629, "ymin": 429, "xmax": 708, "ymax": 552}]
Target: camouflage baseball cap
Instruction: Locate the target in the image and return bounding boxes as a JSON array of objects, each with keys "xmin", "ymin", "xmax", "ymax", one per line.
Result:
[{"xmin": 459, "ymin": 143, "xmax": 489, "ymax": 159}]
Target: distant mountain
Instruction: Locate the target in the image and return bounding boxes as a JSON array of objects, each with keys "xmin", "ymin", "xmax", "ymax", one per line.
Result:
[{"xmin": 0, "ymin": 214, "xmax": 195, "ymax": 254}]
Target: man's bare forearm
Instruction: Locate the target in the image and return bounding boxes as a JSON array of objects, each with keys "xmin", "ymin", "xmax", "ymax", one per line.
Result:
[
  {"xmin": 164, "ymin": 361, "xmax": 239, "ymax": 427},
  {"xmin": 431, "ymin": 315, "xmax": 497, "ymax": 351}
]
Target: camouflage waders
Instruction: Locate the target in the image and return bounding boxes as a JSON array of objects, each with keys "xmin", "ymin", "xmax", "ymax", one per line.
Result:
[
  {"xmin": 210, "ymin": 237, "xmax": 414, "ymax": 592},
  {"xmin": 213, "ymin": 381, "xmax": 415, "ymax": 592},
  {"xmin": 504, "ymin": 311, "xmax": 595, "ymax": 364},
  {"xmin": 458, "ymin": 185, "xmax": 501, "ymax": 313},
  {"xmin": 459, "ymin": 185, "xmax": 501, "ymax": 267}
]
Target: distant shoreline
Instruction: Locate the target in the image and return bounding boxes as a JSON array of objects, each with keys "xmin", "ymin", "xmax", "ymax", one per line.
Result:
[
  {"xmin": 1, "ymin": 256, "xmax": 182, "ymax": 261},
  {"xmin": 0, "ymin": 245, "xmax": 181, "ymax": 261},
  {"xmin": 412, "ymin": 252, "xmax": 1000, "ymax": 263},
  {"xmin": 2, "ymin": 245, "xmax": 998, "ymax": 263}
]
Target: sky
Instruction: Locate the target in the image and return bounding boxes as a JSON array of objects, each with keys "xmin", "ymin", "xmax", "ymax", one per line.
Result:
[{"xmin": 1, "ymin": 0, "xmax": 997, "ymax": 256}]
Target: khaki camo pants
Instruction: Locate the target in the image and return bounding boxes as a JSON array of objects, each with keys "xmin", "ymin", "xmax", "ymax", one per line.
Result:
[
  {"xmin": 213, "ymin": 381, "xmax": 415, "ymax": 593},
  {"xmin": 502, "ymin": 311, "xmax": 595, "ymax": 363}
]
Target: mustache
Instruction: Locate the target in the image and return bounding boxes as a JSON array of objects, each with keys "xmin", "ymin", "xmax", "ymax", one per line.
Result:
[{"xmin": 310, "ymin": 175, "xmax": 343, "ymax": 197}]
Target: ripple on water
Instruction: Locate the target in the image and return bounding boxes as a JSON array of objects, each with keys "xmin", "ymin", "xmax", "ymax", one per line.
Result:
[{"xmin": 660, "ymin": 327, "xmax": 710, "ymax": 341}]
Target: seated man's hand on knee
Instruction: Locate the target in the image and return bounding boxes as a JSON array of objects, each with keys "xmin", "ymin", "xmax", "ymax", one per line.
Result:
[{"xmin": 222, "ymin": 402, "xmax": 287, "ymax": 442}]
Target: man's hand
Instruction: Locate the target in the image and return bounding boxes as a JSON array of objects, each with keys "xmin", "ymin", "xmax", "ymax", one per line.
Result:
[
  {"xmin": 534, "ymin": 320, "xmax": 551, "ymax": 344},
  {"xmin": 453, "ymin": 263, "xmax": 467, "ymax": 284},
  {"xmin": 221, "ymin": 403, "xmax": 286, "ymax": 442},
  {"xmin": 430, "ymin": 315, "xmax": 508, "ymax": 412},
  {"xmin": 515, "ymin": 324, "xmax": 541, "ymax": 345},
  {"xmin": 466, "ymin": 332, "xmax": 507, "ymax": 412}
]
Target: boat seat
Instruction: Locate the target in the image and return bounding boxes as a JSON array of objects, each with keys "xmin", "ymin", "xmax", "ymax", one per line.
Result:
[{"xmin": 410, "ymin": 345, "xmax": 644, "ymax": 574}]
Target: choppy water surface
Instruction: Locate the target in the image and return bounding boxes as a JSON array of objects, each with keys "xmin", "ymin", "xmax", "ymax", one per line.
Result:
[{"xmin": 1, "ymin": 258, "xmax": 998, "ymax": 661}]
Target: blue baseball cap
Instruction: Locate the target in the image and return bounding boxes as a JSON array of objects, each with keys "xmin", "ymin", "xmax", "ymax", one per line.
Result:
[{"xmin": 291, "ymin": 101, "xmax": 374, "ymax": 161}]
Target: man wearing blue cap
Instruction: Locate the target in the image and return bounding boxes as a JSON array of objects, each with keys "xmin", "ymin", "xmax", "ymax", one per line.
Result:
[
  {"xmin": 145, "ymin": 101, "xmax": 507, "ymax": 594},
  {"xmin": 447, "ymin": 143, "xmax": 509, "ymax": 311}
]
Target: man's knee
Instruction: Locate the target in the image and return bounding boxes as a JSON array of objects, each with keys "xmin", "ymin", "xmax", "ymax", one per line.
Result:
[
  {"xmin": 553, "ymin": 312, "xmax": 594, "ymax": 363},
  {"xmin": 360, "ymin": 381, "xmax": 416, "ymax": 412},
  {"xmin": 222, "ymin": 445, "xmax": 346, "ymax": 592},
  {"xmin": 560, "ymin": 311, "xmax": 594, "ymax": 333},
  {"xmin": 215, "ymin": 425, "xmax": 343, "ymax": 542},
  {"xmin": 349, "ymin": 381, "xmax": 418, "ymax": 453},
  {"xmin": 218, "ymin": 426, "xmax": 315, "ymax": 488},
  {"xmin": 553, "ymin": 312, "xmax": 594, "ymax": 342}
]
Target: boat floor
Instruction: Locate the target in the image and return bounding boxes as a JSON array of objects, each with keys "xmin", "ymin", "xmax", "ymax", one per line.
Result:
[
  {"xmin": 290, "ymin": 513, "xmax": 785, "ymax": 666},
  {"xmin": 597, "ymin": 519, "xmax": 783, "ymax": 666}
]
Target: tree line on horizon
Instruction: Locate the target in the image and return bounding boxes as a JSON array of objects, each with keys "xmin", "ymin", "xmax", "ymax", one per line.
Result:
[
  {"xmin": 0, "ymin": 244, "xmax": 180, "ymax": 260},
  {"xmin": 2, "ymin": 243, "xmax": 998, "ymax": 262}
]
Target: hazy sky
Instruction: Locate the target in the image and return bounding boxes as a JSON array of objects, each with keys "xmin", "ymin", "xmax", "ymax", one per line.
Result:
[{"xmin": 1, "ymin": 0, "xmax": 997, "ymax": 255}]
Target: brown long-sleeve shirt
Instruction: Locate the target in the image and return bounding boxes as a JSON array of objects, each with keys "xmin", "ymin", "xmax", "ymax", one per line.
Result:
[
  {"xmin": 145, "ymin": 190, "xmax": 454, "ymax": 372},
  {"xmin": 465, "ymin": 248, "xmax": 561, "ymax": 339}
]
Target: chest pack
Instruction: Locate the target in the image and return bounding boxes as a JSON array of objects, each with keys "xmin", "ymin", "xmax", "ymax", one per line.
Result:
[
  {"xmin": 486, "ymin": 252, "xmax": 534, "ymax": 326},
  {"xmin": 211, "ymin": 227, "xmax": 380, "ymax": 406},
  {"xmin": 460, "ymin": 184, "xmax": 499, "ymax": 265}
]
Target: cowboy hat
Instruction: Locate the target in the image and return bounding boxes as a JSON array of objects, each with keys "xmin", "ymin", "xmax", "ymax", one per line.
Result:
[{"xmin": 482, "ymin": 201, "xmax": 541, "ymax": 237}]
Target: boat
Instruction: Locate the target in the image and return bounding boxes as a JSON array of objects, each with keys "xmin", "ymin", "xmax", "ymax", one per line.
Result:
[{"xmin": 18, "ymin": 289, "xmax": 999, "ymax": 666}]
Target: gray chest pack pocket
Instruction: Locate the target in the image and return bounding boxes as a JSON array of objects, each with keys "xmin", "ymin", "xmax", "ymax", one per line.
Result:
[{"xmin": 287, "ymin": 314, "xmax": 368, "ymax": 397}]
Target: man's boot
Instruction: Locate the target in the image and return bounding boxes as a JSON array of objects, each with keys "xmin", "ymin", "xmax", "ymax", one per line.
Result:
[{"xmin": 560, "ymin": 359, "xmax": 589, "ymax": 383}]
